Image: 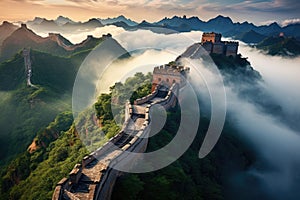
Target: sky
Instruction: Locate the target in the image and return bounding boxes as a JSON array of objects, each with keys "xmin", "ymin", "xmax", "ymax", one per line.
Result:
[{"xmin": 0, "ymin": 0, "xmax": 299, "ymax": 25}]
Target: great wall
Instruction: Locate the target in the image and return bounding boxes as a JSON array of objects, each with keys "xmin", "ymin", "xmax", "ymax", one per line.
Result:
[
  {"xmin": 52, "ymin": 63, "xmax": 189, "ymax": 200},
  {"xmin": 52, "ymin": 32, "xmax": 238, "ymax": 200},
  {"xmin": 22, "ymin": 48, "xmax": 38, "ymax": 88}
]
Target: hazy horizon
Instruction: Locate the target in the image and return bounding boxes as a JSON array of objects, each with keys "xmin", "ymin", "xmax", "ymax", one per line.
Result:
[{"xmin": 0, "ymin": 0, "xmax": 299, "ymax": 26}]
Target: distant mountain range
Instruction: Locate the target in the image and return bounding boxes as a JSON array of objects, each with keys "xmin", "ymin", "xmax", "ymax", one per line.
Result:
[
  {"xmin": 98, "ymin": 15, "xmax": 138, "ymax": 26},
  {"xmin": 26, "ymin": 16, "xmax": 103, "ymax": 33},
  {"xmin": 1, "ymin": 15, "xmax": 300, "ymax": 60},
  {"xmin": 16, "ymin": 15, "xmax": 299, "ymax": 44}
]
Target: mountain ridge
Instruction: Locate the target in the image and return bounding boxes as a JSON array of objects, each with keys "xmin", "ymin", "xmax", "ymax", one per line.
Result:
[
  {"xmin": 13, "ymin": 15, "xmax": 299, "ymax": 43},
  {"xmin": 0, "ymin": 21, "xmax": 18, "ymax": 48},
  {"xmin": 0, "ymin": 24, "xmax": 107, "ymax": 61}
]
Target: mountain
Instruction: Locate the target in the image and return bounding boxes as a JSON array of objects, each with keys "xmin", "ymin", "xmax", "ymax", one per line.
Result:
[
  {"xmin": 0, "ymin": 24, "xmax": 69, "ymax": 61},
  {"xmin": 155, "ymin": 15, "xmax": 205, "ymax": 31},
  {"xmin": 24, "ymin": 15, "xmax": 300, "ymax": 43},
  {"xmin": 0, "ymin": 24, "xmax": 104, "ymax": 61},
  {"xmin": 256, "ymin": 36, "xmax": 300, "ymax": 56},
  {"xmin": 55, "ymin": 16, "xmax": 76, "ymax": 25},
  {"xmin": 26, "ymin": 17, "xmax": 45, "ymax": 26},
  {"xmin": 234, "ymin": 30, "xmax": 267, "ymax": 44},
  {"xmin": 113, "ymin": 15, "xmax": 300, "ymax": 43},
  {"xmin": 0, "ymin": 34, "xmax": 130, "ymax": 199},
  {"xmin": 109, "ymin": 21, "xmax": 133, "ymax": 30},
  {"xmin": 82, "ymin": 18, "xmax": 103, "ymax": 28},
  {"xmin": 99, "ymin": 15, "xmax": 138, "ymax": 26},
  {"xmin": 255, "ymin": 22, "xmax": 282, "ymax": 35},
  {"xmin": 62, "ymin": 18, "xmax": 103, "ymax": 32},
  {"xmin": 0, "ymin": 29, "xmax": 127, "ymax": 166},
  {"xmin": 27, "ymin": 18, "xmax": 103, "ymax": 34},
  {"xmin": 0, "ymin": 51, "xmax": 80, "ymax": 165},
  {"xmin": 282, "ymin": 23, "xmax": 300, "ymax": 39},
  {"xmin": 27, "ymin": 18, "xmax": 60, "ymax": 33},
  {"xmin": 204, "ymin": 15, "xmax": 234, "ymax": 32},
  {"xmin": 0, "ymin": 21, "xmax": 18, "ymax": 47}
]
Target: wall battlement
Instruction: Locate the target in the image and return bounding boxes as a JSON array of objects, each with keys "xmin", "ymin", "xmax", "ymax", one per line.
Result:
[
  {"xmin": 201, "ymin": 32, "xmax": 239, "ymax": 57},
  {"xmin": 152, "ymin": 64, "xmax": 190, "ymax": 91}
]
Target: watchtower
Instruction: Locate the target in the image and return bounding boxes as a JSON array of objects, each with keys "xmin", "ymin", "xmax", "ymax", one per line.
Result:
[{"xmin": 152, "ymin": 63, "xmax": 190, "ymax": 91}]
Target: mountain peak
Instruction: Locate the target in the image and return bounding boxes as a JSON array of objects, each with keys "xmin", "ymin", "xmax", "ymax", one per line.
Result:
[
  {"xmin": 55, "ymin": 16, "xmax": 75, "ymax": 25},
  {"xmin": 116, "ymin": 15, "xmax": 126, "ymax": 19},
  {"xmin": 84, "ymin": 18, "xmax": 103, "ymax": 27},
  {"xmin": 209, "ymin": 15, "xmax": 233, "ymax": 23},
  {"xmin": 99, "ymin": 15, "xmax": 137, "ymax": 26},
  {"xmin": 269, "ymin": 22, "xmax": 281, "ymax": 28},
  {"xmin": 32, "ymin": 17, "xmax": 45, "ymax": 24},
  {"xmin": 1, "ymin": 21, "xmax": 17, "ymax": 28},
  {"xmin": 140, "ymin": 20, "xmax": 151, "ymax": 25},
  {"xmin": 88, "ymin": 18, "xmax": 99, "ymax": 22},
  {"xmin": 2, "ymin": 21, "xmax": 11, "ymax": 25},
  {"xmin": 56, "ymin": 15, "xmax": 68, "ymax": 20}
]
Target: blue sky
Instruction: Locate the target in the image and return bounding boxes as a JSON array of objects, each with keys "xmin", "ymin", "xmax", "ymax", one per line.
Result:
[{"xmin": 0, "ymin": 0, "xmax": 299, "ymax": 25}]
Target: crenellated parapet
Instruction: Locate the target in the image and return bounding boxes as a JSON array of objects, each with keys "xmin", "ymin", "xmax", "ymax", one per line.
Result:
[
  {"xmin": 134, "ymin": 85, "xmax": 159, "ymax": 105},
  {"xmin": 152, "ymin": 64, "xmax": 190, "ymax": 90},
  {"xmin": 201, "ymin": 32, "xmax": 239, "ymax": 57}
]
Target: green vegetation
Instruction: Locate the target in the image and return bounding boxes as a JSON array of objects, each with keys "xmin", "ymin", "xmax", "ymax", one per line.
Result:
[
  {"xmin": 0, "ymin": 125, "xmax": 88, "ymax": 200},
  {"xmin": 112, "ymin": 107, "xmax": 253, "ymax": 200},
  {"xmin": 256, "ymin": 36, "xmax": 300, "ymax": 57},
  {"xmin": 208, "ymin": 53, "xmax": 262, "ymax": 85},
  {"xmin": 210, "ymin": 53, "xmax": 250, "ymax": 70},
  {"xmin": 34, "ymin": 111, "xmax": 74, "ymax": 150},
  {"xmin": 0, "ymin": 72, "xmax": 153, "ymax": 199},
  {"xmin": 95, "ymin": 72, "xmax": 152, "ymax": 123},
  {"xmin": 0, "ymin": 53, "xmax": 254, "ymax": 200},
  {"xmin": 234, "ymin": 30, "xmax": 267, "ymax": 44},
  {"xmin": 0, "ymin": 49, "xmax": 91, "ymax": 165},
  {"xmin": 79, "ymin": 72, "xmax": 152, "ymax": 150}
]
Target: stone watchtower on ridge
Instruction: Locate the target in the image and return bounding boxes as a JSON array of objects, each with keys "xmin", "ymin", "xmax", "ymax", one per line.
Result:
[
  {"xmin": 201, "ymin": 32, "xmax": 239, "ymax": 57},
  {"xmin": 152, "ymin": 62, "xmax": 190, "ymax": 91}
]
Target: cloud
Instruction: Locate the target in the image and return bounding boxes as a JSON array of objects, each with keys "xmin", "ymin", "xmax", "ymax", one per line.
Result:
[
  {"xmin": 203, "ymin": 0, "xmax": 300, "ymax": 23},
  {"xmin": 281, "ymin": 18, "xmax": 300, "ymax": 26},
  {"xmin": 238, "ymin": 44, "xmax": 300, "ymax": 129},
  {"xmin": 204, "ymin": 0, "xmax": 299, "ymax": 12}
]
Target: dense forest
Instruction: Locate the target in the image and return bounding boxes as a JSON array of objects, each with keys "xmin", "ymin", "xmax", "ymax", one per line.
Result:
[{"xmin": 111, "ymin": 95, "xmax": 252, "ymax": 200}]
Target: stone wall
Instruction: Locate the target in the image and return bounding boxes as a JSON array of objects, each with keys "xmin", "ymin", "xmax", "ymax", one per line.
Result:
[
  {"xmin": 201, "ymin": 32, "xmax": 239, "ymax": 57},
  {"xmin": 212, "ymin": 43, "xmax": 225, "ymax": 54},
  {"xmin": 152, "ymin": 65, "xmax": 189, "ymax": 90},
  {"xmin": 52, "ymin": 82, "xmax": 180, "ymax": 200},
  {"xmin": 201, "ymin": 32, "xmax": 222, "ymax": 44},
  {"xmin": 134, "ymin": 85, "xmax": 159, "ymax": 105},
  {"xmin": 225, "ymin": 41, "xmax": 239, "ymax": 57}
]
